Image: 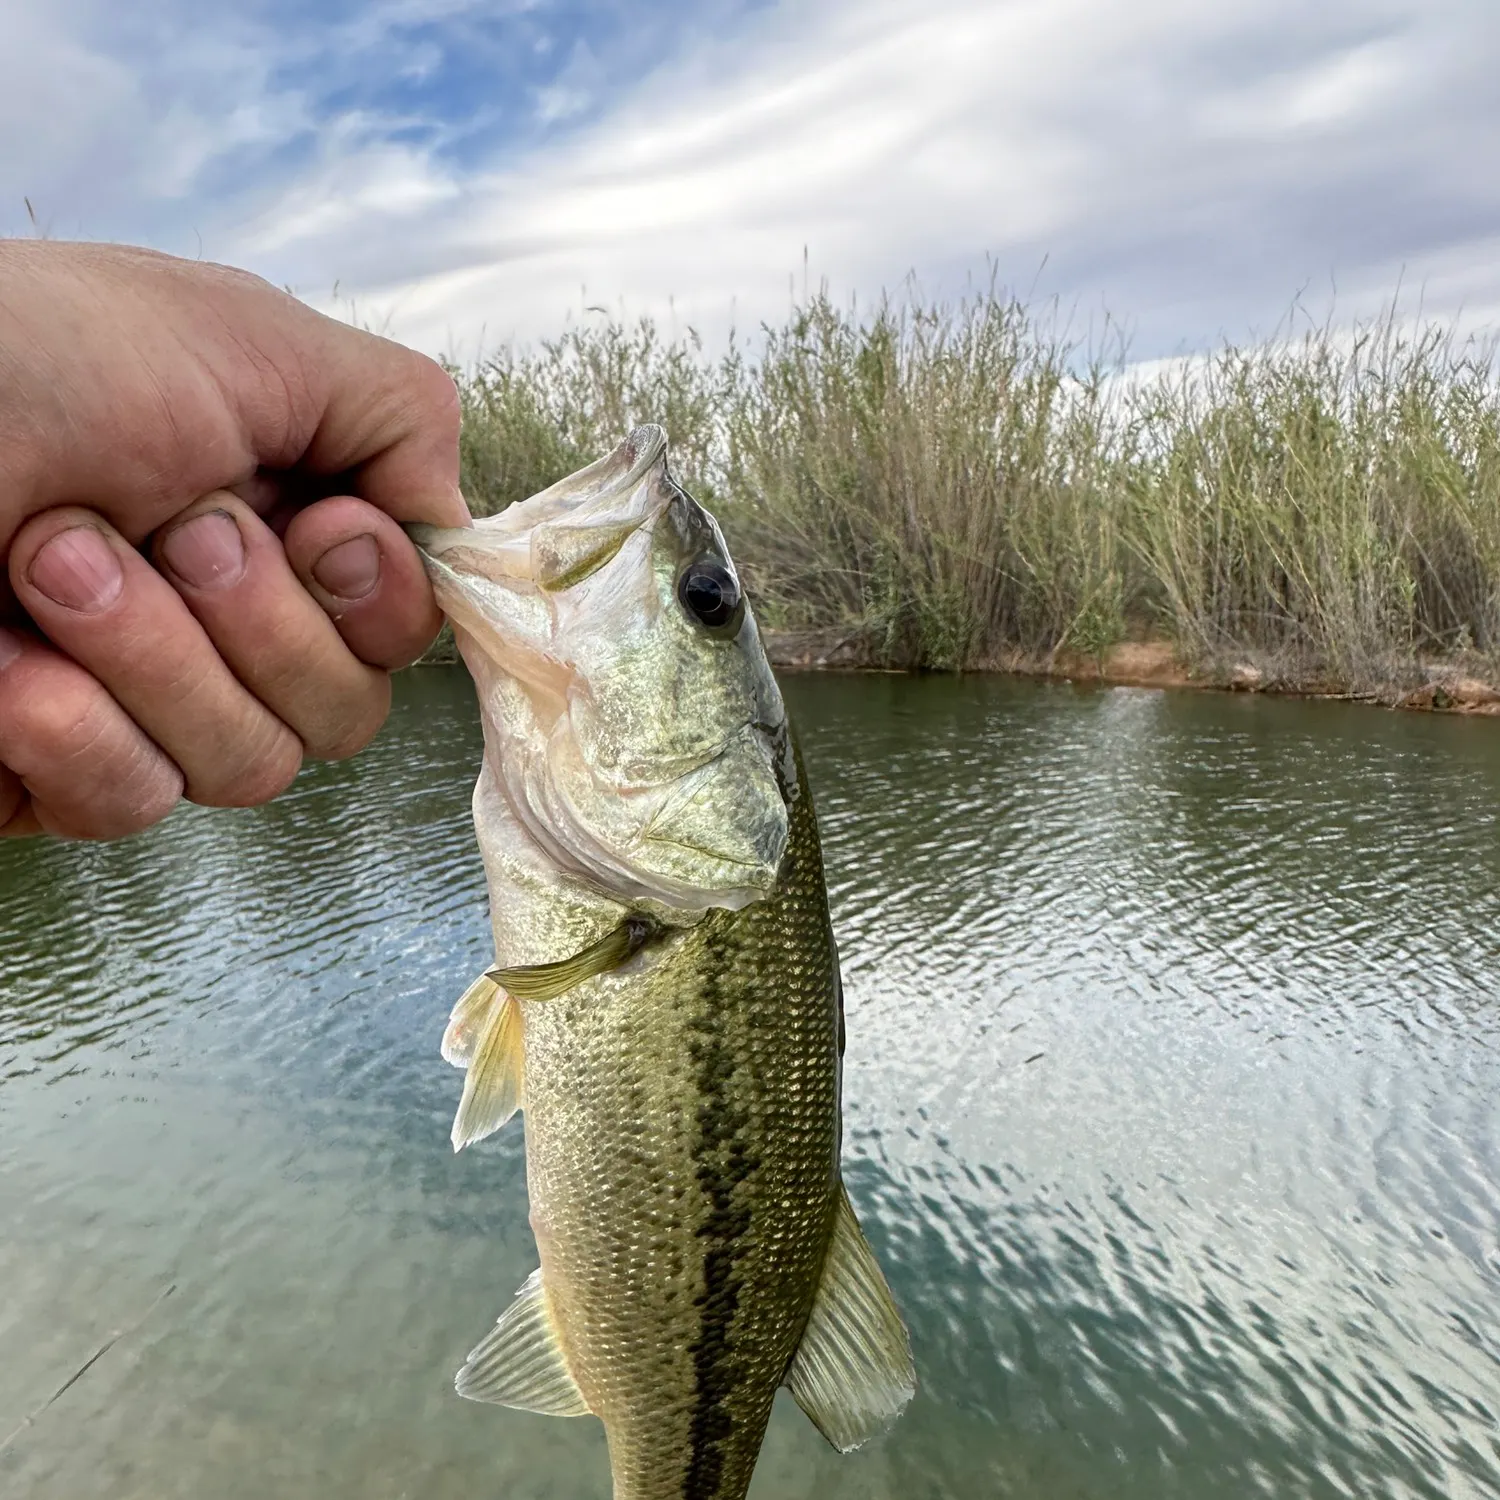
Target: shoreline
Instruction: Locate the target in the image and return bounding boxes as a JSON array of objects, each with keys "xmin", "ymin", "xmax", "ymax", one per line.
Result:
[
  {"xmin": 759, "ymin": 632, "xmax": 1500, "ymax": 716},
  {"xmin": 415, "ymin": 626, "xmax": 1499, "ymax": 716}
]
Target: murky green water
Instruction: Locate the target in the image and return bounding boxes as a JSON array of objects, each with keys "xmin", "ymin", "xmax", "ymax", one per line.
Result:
[{"xmin": 3, "ymin": 670, "xmax": 1499, "ymax": 1499}]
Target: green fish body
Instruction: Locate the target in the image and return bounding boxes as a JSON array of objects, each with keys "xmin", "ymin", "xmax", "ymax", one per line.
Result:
[{"xmin": 413, "ymin": 427, "xmax": 914, "ymax": 1500}]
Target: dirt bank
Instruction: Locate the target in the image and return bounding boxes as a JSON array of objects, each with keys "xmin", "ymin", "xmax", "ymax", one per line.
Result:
[
  {"xmin": 760, "ymin": 631, "xmax": 1500, "ymax": 717},
  {"xmin": 419, "ymin": 620, "xmax": 1500, "ymax": 716}
]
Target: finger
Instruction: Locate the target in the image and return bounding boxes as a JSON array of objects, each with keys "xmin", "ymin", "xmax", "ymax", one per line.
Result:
[
  {"xmin": 153, "ymin": 493, "xmax": 390, "ymax": 760},
  {"xmin": 0, "ymin": 763, "xmax": 42, "ymax": 836},
  {"xmin": 282, "ymin": 497, "xmax": 444, "ymax": 671},
  {"xmin": 292, "ymin": 330, "xmax": 470, "ymax": 527},
  {"xmin": 2, "ymin": 245, "xmax": 469, "ymax": 555},
  {"xmin": 223, "ymin": 471, "xmax": 324, "ymax": 547},
  {"xmin": 9, "ymin": 509, "xmax": 302, "ymax": 807},
  {"xmin": 0, "ymin": 627, "xmax": 183, "ymax": 839},
  {"xmin": 226, "ymin": 470, "xmax": 285, "ymax": 520}
]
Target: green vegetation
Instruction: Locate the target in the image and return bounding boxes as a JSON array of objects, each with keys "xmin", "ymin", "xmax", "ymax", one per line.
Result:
[{"xmin": 451, "ymin": 285, "xmax": 1500, "ymax": 692}]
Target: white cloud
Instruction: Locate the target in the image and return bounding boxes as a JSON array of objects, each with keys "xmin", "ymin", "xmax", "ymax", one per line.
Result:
[
  {"xmin": 6, "ymin": 0, "xmax": 1500, "ymax": 361},
  {"xmin": 1205, "ymin": 40, "xmax": 1406, "ymax": 136}
]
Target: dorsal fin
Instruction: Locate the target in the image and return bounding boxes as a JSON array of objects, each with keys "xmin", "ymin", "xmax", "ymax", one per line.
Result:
[
  {"xmin": 456, "ymin": 1269, "xmax": 591, "ymax": 1417},
  {"xmin": 787, "ymin": 1182, "xmax": 916, "ymax": 1451}
]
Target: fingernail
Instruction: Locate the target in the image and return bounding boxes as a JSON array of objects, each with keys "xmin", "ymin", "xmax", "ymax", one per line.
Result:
[
  {"xmin": 29, "ymin": 527, "xmax": 124, "ymax": 613},
  {"xmin": 160, "ymin": 510, "xmax": 247, "ymax": 591},
  {"xmin": 313, "ymin": 535, "xmax": 380, "ymax": 601},
  {"xmin": 0, "ymin": 627, "xmax": 21, "ymax": 671}
]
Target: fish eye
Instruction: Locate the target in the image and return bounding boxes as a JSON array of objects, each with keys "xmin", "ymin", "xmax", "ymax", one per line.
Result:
[{"xmin": 676, "ymin": 556, "xmax": 745, "ymax": 636}]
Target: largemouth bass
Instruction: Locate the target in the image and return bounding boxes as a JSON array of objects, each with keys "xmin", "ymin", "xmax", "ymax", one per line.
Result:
[{"xmin": 410, "ymin": 426, "xmax": 914, "ymax": 1500}]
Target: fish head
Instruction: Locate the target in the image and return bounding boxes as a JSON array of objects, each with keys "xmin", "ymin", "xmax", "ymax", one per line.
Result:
[{"xmin": 410, "ymin": 425, "xmax": 790, "ymax": 912}]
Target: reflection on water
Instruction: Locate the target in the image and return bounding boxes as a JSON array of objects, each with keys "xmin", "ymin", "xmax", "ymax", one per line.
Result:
[{"xmin": 3, "ymin": 669, "xmax": 1499, "ymax": 1498}]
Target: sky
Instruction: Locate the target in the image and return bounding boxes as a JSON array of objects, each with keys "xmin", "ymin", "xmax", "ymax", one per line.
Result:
[{"xmin": 5, "ymin": 0, "xmax": 1500, "ymax": 362}]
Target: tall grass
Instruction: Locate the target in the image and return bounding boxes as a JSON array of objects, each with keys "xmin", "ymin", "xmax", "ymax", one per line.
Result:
[
  {"xmin": 1131, "ymin": 323, "xmax": 1500, "ymax": 684},
  {"xmin": 453, "ymin": 287, "xmax": 1500, "ymax": 689}
]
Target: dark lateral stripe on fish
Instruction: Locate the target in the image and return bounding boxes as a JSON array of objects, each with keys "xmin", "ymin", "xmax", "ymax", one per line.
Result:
[{"xmin": 684, "ymin": 960, "xmax": 762, "ymax": 1499}]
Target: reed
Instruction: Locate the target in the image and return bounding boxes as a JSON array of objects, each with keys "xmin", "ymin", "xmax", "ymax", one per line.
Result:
[{"xmin": 452, "ymin": 286, "xmax": 1500, "ymax": 690}]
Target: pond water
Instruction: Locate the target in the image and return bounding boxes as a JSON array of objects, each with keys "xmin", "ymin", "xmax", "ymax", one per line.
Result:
[{"xmin": 2, "ymin": 669, "xmax": 1499, "ymax": 1499}]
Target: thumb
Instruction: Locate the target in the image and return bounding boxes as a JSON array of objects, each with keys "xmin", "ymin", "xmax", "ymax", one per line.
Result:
[{"xmin": 285, "ymin": 312, "xmax": 471, "ymax": 529}]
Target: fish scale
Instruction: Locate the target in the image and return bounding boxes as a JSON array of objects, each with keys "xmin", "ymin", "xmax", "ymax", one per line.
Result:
[{"xmin": 523, "ymin": 748, "xmax": 840, "ymax": 1499}]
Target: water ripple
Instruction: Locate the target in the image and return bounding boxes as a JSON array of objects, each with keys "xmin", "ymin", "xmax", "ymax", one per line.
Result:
[{"xmin": 2, "ymin": 670, "xmax": 1499, "ymax": 1498}]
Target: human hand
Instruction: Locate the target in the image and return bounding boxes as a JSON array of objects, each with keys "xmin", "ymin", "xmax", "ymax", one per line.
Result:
[{"xmin": 0, "ymin": 240, "xmax": 468, "ymax": 839}]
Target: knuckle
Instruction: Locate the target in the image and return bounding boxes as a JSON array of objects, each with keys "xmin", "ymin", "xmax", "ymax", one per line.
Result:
[
  {"xmin": 189, "ymin": 726, "xmax": 302, "ymax": 808},
  {"xmin": 5, "ymin": 674, "xmax": 183, "ymax": 839},
  {"xmin": 310, "ymin": 684, "xmax": 390, "ymax": 762},
  {"xmin": 197, "ymin": 258, "xmax": 279, "ymax": 301},
  {"xmin": 38, "ymin": 794, "xmax": 170, "ymax": 841},
  {"xmin": 409, "ymin": 353, "xmax": 461, "ymax": 433},
  {"xmin": 86, "ymin": 753, "xmax": 183, "ymax": 838},
  {"xmin": 16, "ymin": 674, "xmax": 115, "ymax": 764}
]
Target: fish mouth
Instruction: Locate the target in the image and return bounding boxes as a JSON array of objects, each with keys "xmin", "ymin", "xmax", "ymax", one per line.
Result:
[
  {"xmin": 405, "ymin": 425, "xmax": 668, "ymax": 558},
  {"xmin": 628, "ymin": 721, "xmax": 789, "ymax": 906},
  {"xmin": 405, "ymin": 519, "xmax": 450, "ymax": 553},
  {"xmin": 580, "ymin": 713, "xmax": 785, "ymax": 794},
  {"xmin": 404, "ymin": 521, "xmax": 534, "ymax": 589},
  {"xmin": 405, "ymin": 520, "xmax": 577, "ymax": 727},
  {"xmin": 403, "ymin": 428, "xmax": 677, "ymax": 692}
]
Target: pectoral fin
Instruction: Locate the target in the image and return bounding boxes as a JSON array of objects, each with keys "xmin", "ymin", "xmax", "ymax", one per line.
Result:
[
  {"xmin": 456, "ymin": 1269, "xmax": 591, "ymax": 1417},
  {"xmin": 442, "ymin": 971, "xmax": 503, "ymax": 1068},
  {"xmin": 787, "ymin": 1182, "xmax": 916, "ymax": 1452},
  {"xmin": 487, "ymin": 916, "xmax": 658, "ymax": 1001},
  {"xmin": 450, "ymin": 989, "xmax": 525, "ymax": 1151}
]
